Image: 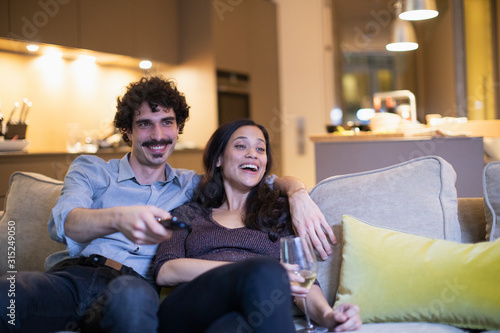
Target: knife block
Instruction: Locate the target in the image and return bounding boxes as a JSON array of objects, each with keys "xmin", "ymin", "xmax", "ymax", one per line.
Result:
[{"xmin": 5, "ymin": 123, "xmax": 27, "ymax": 140}]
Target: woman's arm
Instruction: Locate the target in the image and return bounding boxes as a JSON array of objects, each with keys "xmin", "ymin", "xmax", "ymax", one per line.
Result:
[
  {"xmin": 295, "ymin": 285, "xmax": 362, "ymax": 332},
  {"xmin": 156, "ymin": 258, "xmax": 232, "ymax": 286},
  {"xmin": 274, "ymin": 176, "xmax": 337, "ymax": 260}
]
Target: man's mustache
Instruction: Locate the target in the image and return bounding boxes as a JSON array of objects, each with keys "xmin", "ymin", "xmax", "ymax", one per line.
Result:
[{"xmin": 142, "ymin": 139, "xmax": 173, "ymax": 147}]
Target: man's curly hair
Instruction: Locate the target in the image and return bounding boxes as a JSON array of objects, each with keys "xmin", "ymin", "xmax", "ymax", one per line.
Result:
[{"xmin": 114, "ymin": 76, "xmax": 190, "ymax": 144}]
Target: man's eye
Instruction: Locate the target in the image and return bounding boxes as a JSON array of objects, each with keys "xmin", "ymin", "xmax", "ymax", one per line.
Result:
[
  {"xmin": 163, "ymin": 120, "xmax": 174, "ymax": 126},
  {"xmin": 138, "ymin": 122, "xmax": 151, "ymax": 127}
]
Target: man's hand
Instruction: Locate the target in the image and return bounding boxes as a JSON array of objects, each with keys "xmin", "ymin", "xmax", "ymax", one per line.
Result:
[
  {"xmin": 114, "ymin": 205, "xmax": 172, "ymax": 244},
  {"xmin": 65, "ymin": 205, "xmax": 172, "ymax": 245},
  {"xmin": 288, "ymin": 189, "xmax": 336, "ymax": 260}
]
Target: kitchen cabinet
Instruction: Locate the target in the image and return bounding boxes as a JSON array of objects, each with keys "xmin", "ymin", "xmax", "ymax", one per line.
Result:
[
  {"xmin": 0, "ymin": 0, "xmax": 8, "ymax": 37},
  {"xmin": 79, "ymin": 0, "xmax": 179, "ymax": 63},
  {"xmin": 6, "ymin": 0, "xmax": 79, "ymax": 47},
  {"xmin": 2, "ymin": 0, "xmax": 178, "ymax": 64},
  {"xmin": 311, "ymin": 134, "xmax": 485, "ymax": 198}
]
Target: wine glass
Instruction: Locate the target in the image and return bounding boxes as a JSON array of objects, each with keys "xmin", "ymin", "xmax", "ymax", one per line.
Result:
[{"xmin": 280, "ymin": 235, "xmax": 327, "ymax": 333}]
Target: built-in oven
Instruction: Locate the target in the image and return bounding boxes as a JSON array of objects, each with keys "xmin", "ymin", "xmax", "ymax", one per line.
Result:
[{"xmin": 217, "ymin": 70, "xmax": 250, "ymax": 126}]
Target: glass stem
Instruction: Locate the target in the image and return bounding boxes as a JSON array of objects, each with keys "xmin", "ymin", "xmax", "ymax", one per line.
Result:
[{"xmin": 301, "ymin": 296, "xmax": 314, "ymax": 331}]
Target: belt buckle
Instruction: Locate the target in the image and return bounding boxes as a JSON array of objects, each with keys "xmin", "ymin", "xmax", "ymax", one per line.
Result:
[{"xmin": 87, "ymin": 254, "xmax": 105, "ymax": 266}]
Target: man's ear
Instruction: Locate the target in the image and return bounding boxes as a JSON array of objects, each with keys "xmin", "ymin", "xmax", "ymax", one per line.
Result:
[{"xmin": 126, "ymin": 129, "xmax": 132, "ymax": 142}]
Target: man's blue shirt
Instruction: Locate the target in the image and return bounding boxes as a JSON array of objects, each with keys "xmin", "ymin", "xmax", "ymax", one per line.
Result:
[{"xmin": 48, "ymin": 153, "xmax": 201, "ymax": 283}]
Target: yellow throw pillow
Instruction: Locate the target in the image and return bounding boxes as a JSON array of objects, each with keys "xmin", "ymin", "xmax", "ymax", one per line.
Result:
[{"xmin": 336, "ymin": 215, "xmax": 500, "ymax": 330}]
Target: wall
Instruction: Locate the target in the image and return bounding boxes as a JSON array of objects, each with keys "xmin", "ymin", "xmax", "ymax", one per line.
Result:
[
  {"xmin": 0, "ymin": 50, "xmax": 143, "ymax": 151},
  {"xmin": 275, "ymin": 0, "xmax": 334, "ymax": 187},
  {"xmin": 464, "ymin": 0, "xmax": 495, "ymax": 120},
  {"xmin": 212, "ymin": 0, "xmax": 283, "ymax": 174},
  {"xmin": 417, "ymin": 0, "xmax": 456, "ymax": 119}
]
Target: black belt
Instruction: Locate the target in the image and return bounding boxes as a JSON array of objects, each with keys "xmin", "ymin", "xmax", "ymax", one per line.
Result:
[{"xmin": 77, "ymin": 254, "xmax": 137, "ymax": 275}]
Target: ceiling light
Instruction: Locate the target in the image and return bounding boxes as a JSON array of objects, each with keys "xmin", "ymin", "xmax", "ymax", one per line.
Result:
[
  {"xmin": 26, "ymin": 44, "xmax": 39, "ymax": 52},
  {"xmin": 386, "ymin": 18, "xmax": 418, "ymax": 52},
  {"xmin": 139, "ymin": 60, "xmax": 152, "ymax": 69},
  {"xmin": 399, "ymin": 0, "xmax": 439, "ymax": 21}
]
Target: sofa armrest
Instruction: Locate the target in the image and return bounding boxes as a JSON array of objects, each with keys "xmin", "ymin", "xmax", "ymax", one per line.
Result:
[
  {"xmin": 0, "ymin": 172, "xmax": 65, "ymax": 272},
  {"xmin": 457, "ymin": 197, "xmax": 486, "ymax": 243}
]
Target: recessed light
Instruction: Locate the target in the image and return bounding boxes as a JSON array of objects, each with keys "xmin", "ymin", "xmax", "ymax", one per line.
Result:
[
  {"xmin": 139, "ymin": 60, "xmax": 152, "ymax": 69},
  {"xmin": 26, "ymin": 44, "xmax": 39, "ymax": 52}
]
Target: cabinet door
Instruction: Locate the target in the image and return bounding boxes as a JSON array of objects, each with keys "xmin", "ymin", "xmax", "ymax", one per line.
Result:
[
  {"xmin": 0, "ymin": 0, "xmax": 8, "ymax": 37},
  {"xmin": 79, "ymin": 0, "xmax": 178, "ymax": 63},
  {"xmin": 7, "ymin": 0, "xmax": 78, "ymax": 47}
]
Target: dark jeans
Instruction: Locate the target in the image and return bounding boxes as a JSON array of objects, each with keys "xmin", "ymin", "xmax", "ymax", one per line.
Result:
[
  {"xmin": 0, "ymin": 258, "xmax": 159, "ymax": 333},
  {"xmin": 158, "ymin": 257, "xmax": 296, "ymax": 333}
]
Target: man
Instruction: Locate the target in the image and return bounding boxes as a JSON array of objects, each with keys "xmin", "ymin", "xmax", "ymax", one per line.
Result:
[{"xmin": 0, "ymin": 76, "xmax": 335, "ymax": 333}]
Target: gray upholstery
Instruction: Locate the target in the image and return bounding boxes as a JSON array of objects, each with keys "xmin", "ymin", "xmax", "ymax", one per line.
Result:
[
  {"xmin": 309, "ymin": 156, "xmax": 461, "ymax": 304},
  {"xmin": 484, "ymin": 161, "xmax": 500, "ymax": 241},
  {"xmin": 0, "ymin": 172, "xmax": 65, "ymax": 272}
]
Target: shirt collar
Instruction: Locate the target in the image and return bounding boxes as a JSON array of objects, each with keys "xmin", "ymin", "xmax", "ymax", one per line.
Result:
[{"xmin": 117, "ymin": 152, "xmax": 181, "ymax": 187}]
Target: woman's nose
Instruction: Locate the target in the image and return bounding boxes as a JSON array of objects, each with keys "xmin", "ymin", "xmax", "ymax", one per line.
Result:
[{"xmin": 245, "ymin": 147, "xmax": 257, "ymax": 158}]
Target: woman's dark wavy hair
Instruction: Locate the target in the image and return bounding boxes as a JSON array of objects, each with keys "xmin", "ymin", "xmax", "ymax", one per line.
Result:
[
  {"xmin": 193, "ymin": 119, "xmax": 290, "ymax": 242},
  {"xmin": 114, "ymin": 76, "xmax": 190, "ymax": 145}
]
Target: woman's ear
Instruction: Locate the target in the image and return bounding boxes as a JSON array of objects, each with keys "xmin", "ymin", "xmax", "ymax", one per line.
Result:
[{"xmin": 216, "ymin": 156, "xmax": 222, "ymax": 168}]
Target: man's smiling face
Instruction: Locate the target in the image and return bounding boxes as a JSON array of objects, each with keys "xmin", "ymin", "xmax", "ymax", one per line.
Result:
[{"xmin": 127, "ymin": 101, "xmax": 179, "ymax": 168}]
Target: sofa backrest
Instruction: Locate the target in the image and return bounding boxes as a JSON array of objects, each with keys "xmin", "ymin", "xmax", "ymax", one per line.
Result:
[
  {"xmin": 310, "ymin": 156, "xmax": 462, "ymax": 304},
  {"xmin": 0, "ymin": 172, "xmax": 65, "ymax": 272}
]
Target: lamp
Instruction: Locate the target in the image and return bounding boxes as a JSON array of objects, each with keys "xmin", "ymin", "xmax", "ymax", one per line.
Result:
[
  {"xmin": 386, "ymin": 17, "xmax": 418, "ymax": 52},
  {"xmin": 399, "ymin": 0, "xmax": 439, "ymax": 21}
]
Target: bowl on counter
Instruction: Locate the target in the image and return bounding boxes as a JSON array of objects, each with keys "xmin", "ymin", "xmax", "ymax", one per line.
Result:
[
  {"xmin": 0, "ymin": 140, "xmax": 30, "ymax": 152},
  {"xmin": 369, "ymin": 112, "xmax": 401, "ymax": 133},
  {"xmin": 484, "ymin": 137, "xmax": 500, "ymax": 160}
]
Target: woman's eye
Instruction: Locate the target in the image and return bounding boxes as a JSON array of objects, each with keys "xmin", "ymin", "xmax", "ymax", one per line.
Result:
[
  {"xmin": 235, "ymin": 144, "xmax": 245, "ymax": 149},
  {"xmin": 257, "ymin": 147, "xmax": 266, "ymax": 153}
]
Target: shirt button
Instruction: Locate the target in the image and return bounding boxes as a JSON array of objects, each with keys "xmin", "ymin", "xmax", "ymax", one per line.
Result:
[{"xmin": 134, "ymin": 246, "xmax": 140, "ymax": 253}]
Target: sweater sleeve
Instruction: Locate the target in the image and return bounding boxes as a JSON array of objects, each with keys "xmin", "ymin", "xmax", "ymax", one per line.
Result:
[{"xmin": 152, "ymin": 204, "xmax": 192, "ymax": 280}]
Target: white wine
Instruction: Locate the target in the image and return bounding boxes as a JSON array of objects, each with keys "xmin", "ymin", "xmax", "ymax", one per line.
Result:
[{"xmin": 290, "ymin": 270, "xmax": 317, "ymax": 289}]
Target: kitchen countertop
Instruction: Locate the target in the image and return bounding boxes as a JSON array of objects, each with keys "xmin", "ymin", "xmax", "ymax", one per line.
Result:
[
  {"xmin": 309, "ymin": 132, "xmax": 482, "ymax": 142},
  {"xmin": 311, "ymin": 134, "xmax": 484, "ymax": 197}
]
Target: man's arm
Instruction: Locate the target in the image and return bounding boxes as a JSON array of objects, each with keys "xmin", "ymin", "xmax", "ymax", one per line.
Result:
[
  {"xmin": 65, "ymin": 205, "xmax": 172, "ymax": 245},
  {"xmin": 273, "ymin": 176, "xmax": 336, "ymax": 260}
]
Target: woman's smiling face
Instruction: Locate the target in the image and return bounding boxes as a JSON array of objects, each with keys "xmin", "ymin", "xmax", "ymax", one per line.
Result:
[{"xmin": 217, "ymin": 125, "xmax": 268, "ymax": 192}]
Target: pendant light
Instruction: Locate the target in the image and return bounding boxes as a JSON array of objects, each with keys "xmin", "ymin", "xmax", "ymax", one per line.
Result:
[
  {"xmin": 399, "ymin": 0, "xmax": 439, "ymax": 21},
  {"xmin": 386, "ymin": 18, "xmax": 418, "ymax": 51},
  {"xmin": 386, "ymin": 0, "xmax": 419, "ymax": 52}
]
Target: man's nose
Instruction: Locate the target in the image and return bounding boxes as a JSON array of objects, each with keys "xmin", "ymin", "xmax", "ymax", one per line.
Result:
[{"xmin": 151, "ymin": 124, "xmax": 164, "ymax": 140}]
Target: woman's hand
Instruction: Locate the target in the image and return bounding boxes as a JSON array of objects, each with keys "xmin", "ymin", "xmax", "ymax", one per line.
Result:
[
  {"xmin": 323, "ymin": 303, "xmax": 362, "ymax": 332},
  {"xmin": 280, "ymin": 263, "xmax": 310, "ymax": 298}
]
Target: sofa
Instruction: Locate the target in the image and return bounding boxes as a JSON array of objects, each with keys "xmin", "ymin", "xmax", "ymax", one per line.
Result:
[{"xmin": 1, "ymin": 155, "xmax": 499, "ymax": 332}]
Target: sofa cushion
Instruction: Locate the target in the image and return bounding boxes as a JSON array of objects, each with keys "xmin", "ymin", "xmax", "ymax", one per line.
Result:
[
  {"xmin": 309, "ymin": 156, "xmax": 461, "ymax": 304},
  {"xmin": 336, "ymin": 215, "xmax": 500, "ymax": 331},
  {"xmin": 484, "ymin": 161, "xmax": 500, "ymax": 241},
  {"xmin": 0, "ymin": 172, "xmax": 65, "ymax": 272}
]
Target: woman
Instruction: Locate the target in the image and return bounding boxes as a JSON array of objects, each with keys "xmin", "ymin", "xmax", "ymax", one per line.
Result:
[{"xmin": 153, "ymin": 119, "xmax": 361, "ymax": 333}]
